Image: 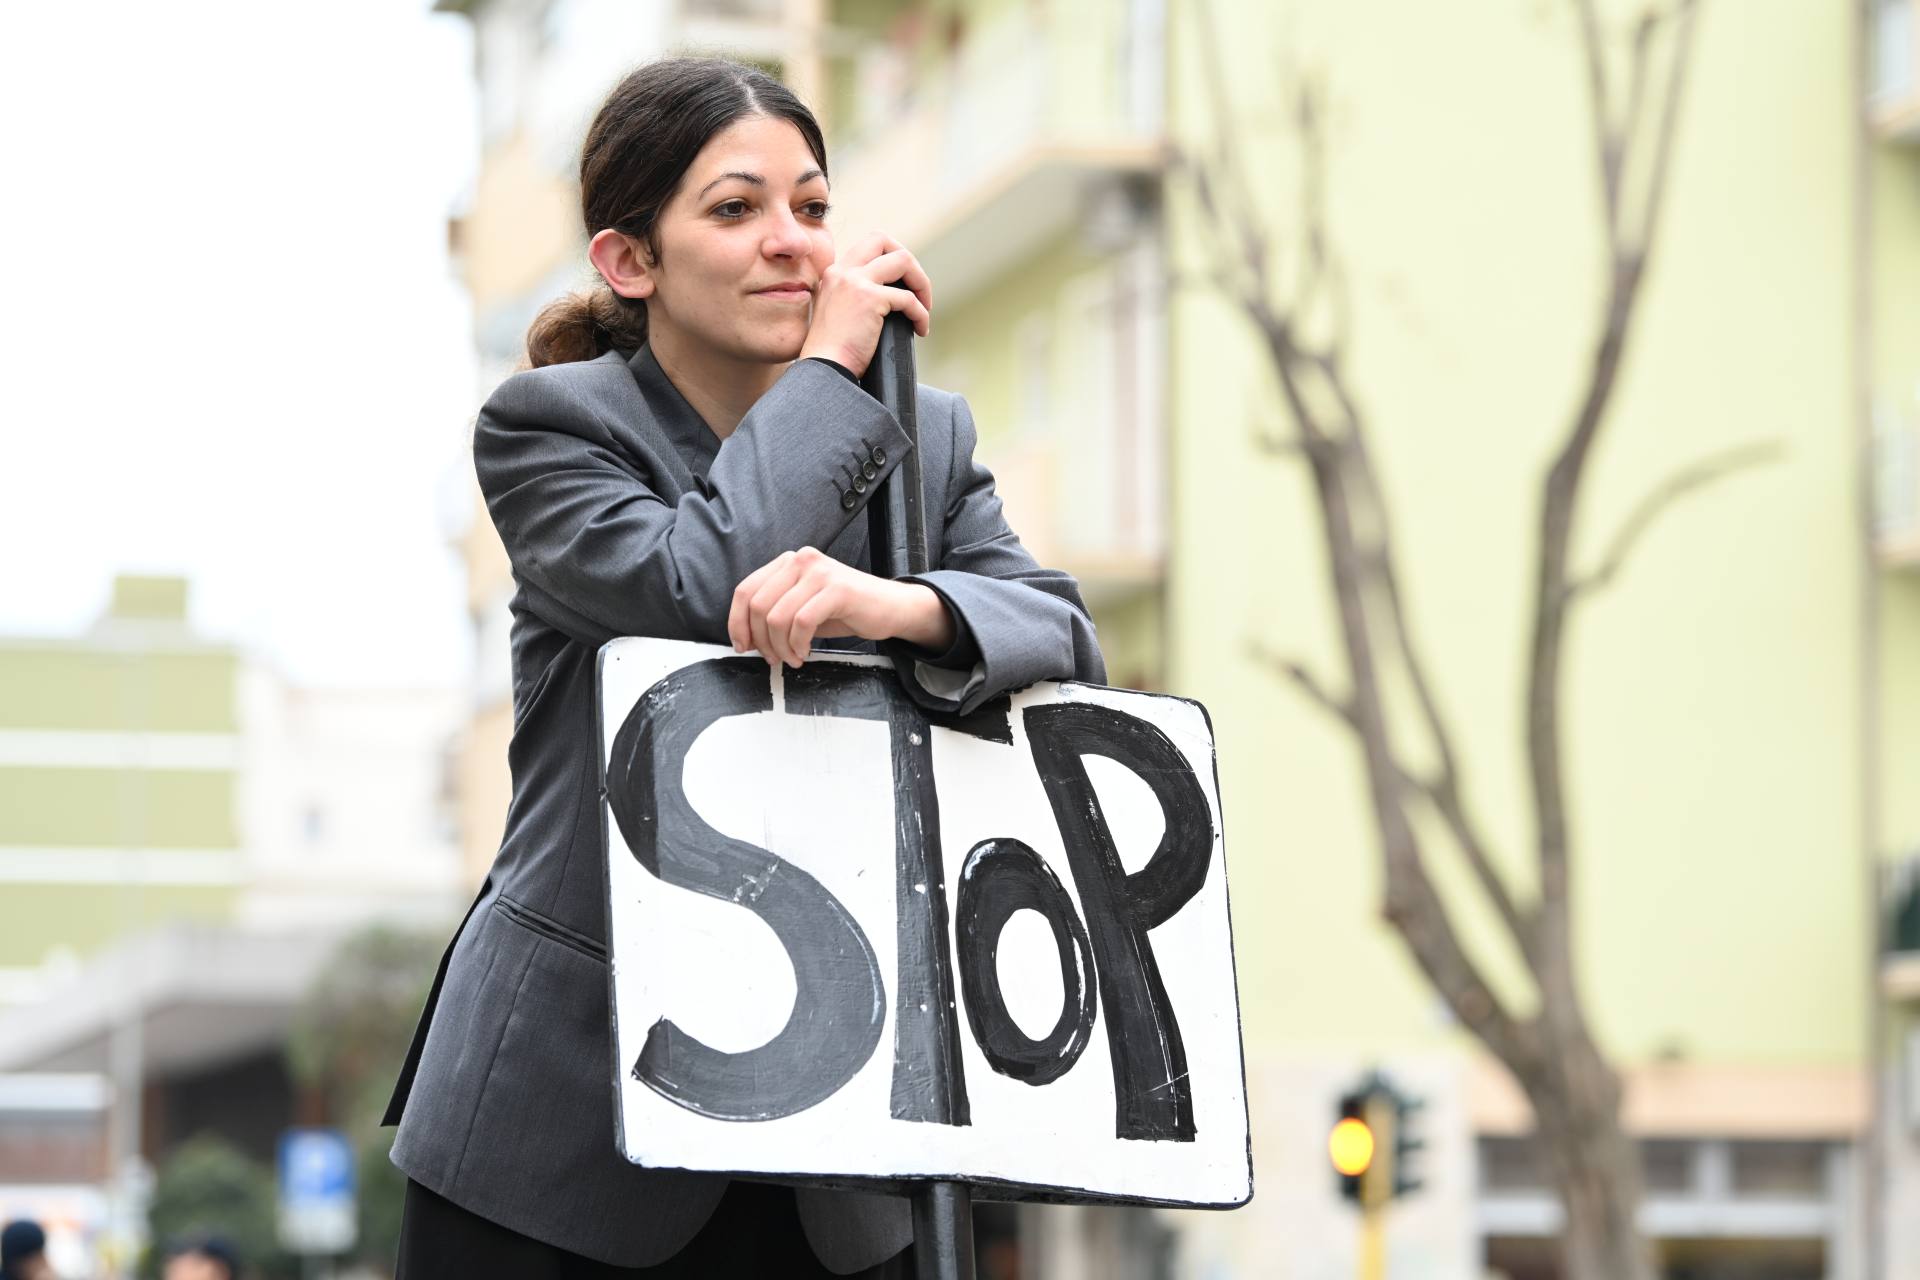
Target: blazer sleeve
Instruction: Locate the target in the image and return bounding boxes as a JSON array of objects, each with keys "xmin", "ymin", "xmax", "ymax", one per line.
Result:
[
  {"xmin": 880, "ymin": 390, "xmax": 1107, "ymax": 716},
  {"xmin": 474, "ymin": 359, "xmax": 914, "ymax": 646}
]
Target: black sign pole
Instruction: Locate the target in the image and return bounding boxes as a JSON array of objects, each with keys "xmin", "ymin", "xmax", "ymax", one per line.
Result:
[
  {"xmin": 862, "ymin": 310, "xmax": 928, "ymax": 580},
  {"xmin": 861, "ymin": 309, "xmax": 977, "ymax": 1280}
]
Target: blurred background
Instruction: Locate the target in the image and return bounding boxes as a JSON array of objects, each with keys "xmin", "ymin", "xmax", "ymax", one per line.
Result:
[{"xmin": 0, "ymin": 1, "xmax": 1916, "ymax": 1277}]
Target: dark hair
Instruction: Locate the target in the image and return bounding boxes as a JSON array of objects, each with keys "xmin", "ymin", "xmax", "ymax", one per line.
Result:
[
  {"xmin": 1, "ymin": 1220, "xmax": 46, "ymax": 1278},
  {"xmin": 525, "ymin": 56, "xmax": 829, "ymax": 369},
  {"xmin": 163, "ymin": 1234, "xmax": 240, "ymax": 1280}
]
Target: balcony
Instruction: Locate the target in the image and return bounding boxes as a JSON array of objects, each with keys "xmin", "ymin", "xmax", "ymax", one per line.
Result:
[
  {"xmin": 826, "ymin": 1, "xmax": 1165, "ymax": 308},
  {"xmin": 1875, "ymin": 405, "xmax": 1920, "ymax": 567},
  {"xmin": 1886, "ymin": 853, "xmax": 1920, "ymax": 997},
  {"xmin": 1874, "ymin": 0, "xmax": 1920, "ymax": 141},
  {"xmin": 673, "ymin": 0, "xmax": 792, "ymax": 65},
  {"xmin": 970, "ymin": 257, "xmax": 1167, "ymax": 611}
]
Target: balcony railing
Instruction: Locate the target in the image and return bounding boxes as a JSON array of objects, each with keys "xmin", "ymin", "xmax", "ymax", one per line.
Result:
[
  {"xmin": 972, "ymin": 252, "xmax": 1167, "ymax": 607},
  {"xmin": 826, "ymin": 0, "xmax": 1164, "ymax": 305},
  {"xmin": 1873, "ymin": 0, "xmax": 1920, "ymax": 140},
  {"xmin": 1874, "ymin": 406, "xmax": 1920, "ymax": 566}
]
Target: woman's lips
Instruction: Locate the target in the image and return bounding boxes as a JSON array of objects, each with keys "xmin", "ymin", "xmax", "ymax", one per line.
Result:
[{"xmin": 754, "ymin": 286, "xmax": 810, "ymax": 300}]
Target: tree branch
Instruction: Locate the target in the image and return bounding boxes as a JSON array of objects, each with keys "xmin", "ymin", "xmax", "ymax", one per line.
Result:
[
  {"xmin": 1193, "ymin": 0, "xmax": 1276, "ymax": 302},
  {"xmin": 1252, "ymin": 642, "xmax": 1539, "ymax": 967},
  {"xmin": 1567, "ymin": 440, "xmax": 1784, "ymax": 602},
  {"xmin": 1525, "ymin": 0, "xmax": 1703, "ymax": 1025},
  {"xmin": 1249, "ymin": 645, "xmax": 1356, "ymax": 729},
  {"xmin": 1573, "ymin": 0, "xmax": 1621, "ymax": 243},
  {"xmin": 1626, "ymin": 0, "xmax": 1699, "ymax": 254},
  {"xmin": 1618, "ymin": 10, "xmax": 1659, "ymax": 199}
]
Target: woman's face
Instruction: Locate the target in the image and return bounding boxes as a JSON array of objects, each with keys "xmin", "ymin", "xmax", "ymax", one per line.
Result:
[{"xmin": 620, "ymin": 114, "xmax": 835, "ymax": 366}]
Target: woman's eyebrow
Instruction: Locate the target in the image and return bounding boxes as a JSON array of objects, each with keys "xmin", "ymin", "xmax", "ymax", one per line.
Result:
[{"xmin": 695, "ymin": 168, "xmax": 826, "ymax": 199}]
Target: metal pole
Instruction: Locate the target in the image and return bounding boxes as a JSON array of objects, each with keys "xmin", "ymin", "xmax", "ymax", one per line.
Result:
[
  {"xmin": 1356, "ymin": 1091, "xmax": 1390, "ymax": 1280},
  {"xmin": 1356, "ymin": 1205, "xmax": 1385, "ymax": 1280},
  {"xmin": 109, "ymin": 636, "xmax": 153, "ymax": 1278},
  {"xmin": 911, "ymin": 1181, "xmax": 976, "ymax": 1280},
  {"xmin": 861, "ymin": 308, "xmax": 975, "ymax": 1280},
  {"xmin": 862, "ymin": 309, "xmax": 926, "ymax": 582}
]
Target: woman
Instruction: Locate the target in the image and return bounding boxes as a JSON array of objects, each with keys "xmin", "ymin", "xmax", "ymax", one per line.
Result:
[{"xmin": 384, "ymin": 56, "xmax": 1105, "ymax": 1278}]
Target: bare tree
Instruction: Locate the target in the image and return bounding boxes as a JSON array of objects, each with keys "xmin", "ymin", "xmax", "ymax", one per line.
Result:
[{"xmin": 1173, "ymin": 2, "xmax": 1776, "ymax": 1275}]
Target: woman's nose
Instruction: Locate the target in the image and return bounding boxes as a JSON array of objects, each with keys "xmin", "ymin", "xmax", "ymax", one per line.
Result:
[{"xmin": 762, "ymin": 206, "xmax": 812, "ymax": 257}]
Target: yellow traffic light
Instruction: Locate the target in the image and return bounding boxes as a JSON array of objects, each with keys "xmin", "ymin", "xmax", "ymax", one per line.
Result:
[{"xmin": 1329, "ymin": 1116, "xmax": 1374, "ymax": 1177}]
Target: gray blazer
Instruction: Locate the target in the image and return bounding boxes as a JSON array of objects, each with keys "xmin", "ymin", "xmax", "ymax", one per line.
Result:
[{"xmin": 383, "ymin": 341, "xmax": 1106, "ymax": 1272}]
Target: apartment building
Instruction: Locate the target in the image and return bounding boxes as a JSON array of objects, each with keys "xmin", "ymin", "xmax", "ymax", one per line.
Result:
[{"xmin": 435, "ymin": 1, "xmax": 1920, "ymax": 1274}]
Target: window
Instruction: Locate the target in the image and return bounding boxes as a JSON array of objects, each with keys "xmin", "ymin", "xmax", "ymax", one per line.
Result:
[
  {"xmin": 1874, "ymin": 0, "xmax": 1916, "ymax": 104},
  {"xmin": 1729, "ymin": 1141, "xmax": 1826, "ymax": 1197},
  {"xmin": 1477, "ymin": 1136, "xmax": 1545, "ymax": 1192},
  {"xmin": 1640, "ymin": 1138, "xmax": 1692, "ymax": 1194}
]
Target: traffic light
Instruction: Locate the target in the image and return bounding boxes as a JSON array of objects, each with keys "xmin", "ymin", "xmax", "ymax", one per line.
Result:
[
  {"xmin": 1331, "ymin": 1073, "xmax": 1423, "ymax": 1207},
  {"xmin": 1330, "ymin": 1089, "xmax": 1376, "ymax": 1204},
  {"xmin": 1392, "ymin": 1093, "xmax": 1425, "ymax": 1198}
]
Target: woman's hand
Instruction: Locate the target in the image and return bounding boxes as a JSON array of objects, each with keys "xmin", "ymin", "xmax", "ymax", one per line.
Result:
[
  {"xmin": 796, "ymin": 231, "xmax": 933, "ymax": 378},
  {"xmin": 728, "ymin": 547, "xmax": 955, "ymax": 668}
]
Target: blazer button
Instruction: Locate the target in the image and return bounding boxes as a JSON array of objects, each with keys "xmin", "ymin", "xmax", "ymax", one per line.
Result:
[
  {"xmin": 870, "ymin": 446, "xmax": 887, "ymax": 466},
  {"xmin": 860, "ymin": 460, "xmax": 878, "ymax": 480},
  {"xmin": 840, "ymin": 490, "xmax": 857, "ymax": 511},
  {"xmin": 852, "ymin": 475, "xmax": 868, "ymax": 494}
]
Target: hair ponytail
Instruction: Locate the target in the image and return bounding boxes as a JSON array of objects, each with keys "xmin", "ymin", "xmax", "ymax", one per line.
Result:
[
  {"xmin": 525, "ymin": 282, "xmax": 647, "ymax": 369},
  {"xmin": 525, "ymin": 56, "xmax": 828, "ymax": 369}
]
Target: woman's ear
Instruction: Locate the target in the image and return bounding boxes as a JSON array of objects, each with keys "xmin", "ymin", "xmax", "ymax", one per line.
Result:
[{"xmin": 588, "ymin": 228, "xmax": 656, "ymax": 300}]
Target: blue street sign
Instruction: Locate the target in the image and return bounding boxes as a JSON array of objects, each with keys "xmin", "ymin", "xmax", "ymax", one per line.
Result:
[{"xmin": 277, "ymin": 1128, "xmax": 356, "ymax": 1254}]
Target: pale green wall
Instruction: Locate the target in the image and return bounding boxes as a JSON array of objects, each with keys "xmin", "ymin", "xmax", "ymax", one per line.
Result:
[
  {"xmin": 0, "ymin": 769, "xmax": 236, "ymax": 850},
  {"xmin": 1, "ymin": 884, "xmax": 235, "ymax": 964},
  {"xmin": 0, "ymin": 648, "xmax": 238, "ymax": 733},
  {"xmin": 1165, "ymin": 0, "xmax": 1864, "ymax": 1065},
  {"xmin": 1875, "ymin": 140, "xmax": 1920, "ymax": 857},
  {"xmin": 918, "ymin": 227, "xmax": 1110, "ymax": 440},
  {"xmin": 1871, "ymin": 145, "xmax": 1920, "ymax": 412},
  {"xmin": 921, "ymin": 226, "xmax": 1167, "ymax": 686},
  {"xmin": 0, "ymin": 633, "xmax": 242, "ymax": 973},
  {"xmin": 1888, "ymin": 574, "xmax": 1920, "ymax": 857},
  {"xmin": 826, "ymin": 0, "xmax": 1134, "ymax": 148}
]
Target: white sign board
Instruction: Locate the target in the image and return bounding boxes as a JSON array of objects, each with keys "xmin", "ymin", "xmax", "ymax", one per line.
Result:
[{"xmin": 597, "ymin": 638, "xmax": 1250, "ymax": 1207}]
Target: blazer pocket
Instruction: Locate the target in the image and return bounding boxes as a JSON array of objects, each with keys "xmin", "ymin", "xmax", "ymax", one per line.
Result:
[{"xmin": 493, "ymin": 893, "xmax": 608, "ymax": 964}]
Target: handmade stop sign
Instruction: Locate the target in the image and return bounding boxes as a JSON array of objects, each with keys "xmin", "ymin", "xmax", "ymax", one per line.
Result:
[{"xmin": 597, "ymin": 637, "xmax": 1251, "ymax": 1207}]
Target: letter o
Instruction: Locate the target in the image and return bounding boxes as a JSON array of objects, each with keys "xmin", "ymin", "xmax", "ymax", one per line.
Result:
[{"xmin": 954, "ymin": 838, "xmax": 1098, "ymax": 1086}]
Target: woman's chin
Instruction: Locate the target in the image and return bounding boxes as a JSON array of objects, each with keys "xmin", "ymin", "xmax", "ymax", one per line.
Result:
[{"xmin": 753, "ymin": 333, "xmax": 809, "ymax": 365}]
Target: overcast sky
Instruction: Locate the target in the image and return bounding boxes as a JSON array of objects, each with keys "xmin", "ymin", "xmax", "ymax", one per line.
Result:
[{"xmin": 0, "ymin": 0, "xmax": 480, "ymax": 688}]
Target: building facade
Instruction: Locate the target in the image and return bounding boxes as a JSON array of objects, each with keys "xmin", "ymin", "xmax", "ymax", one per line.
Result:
[
  {"xmin": 0, "ymin": 577, "xmax": 466, "ymax": 1271},
  {"xmin": 436, "ymin": 1, "xmax": 1920, "ymax": 1275},
  {"xmin": 1872, "ymin": 0, "xmax": 1920, "ymax": 1275},
  {"xmin": 0, "ymin": 575, "xmax": 245, "ymax": 1005}
]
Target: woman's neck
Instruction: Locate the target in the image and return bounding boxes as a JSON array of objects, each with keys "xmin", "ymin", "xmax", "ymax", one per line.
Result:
[{"xmin": 646, "ymin": 326, "xmax": 789, "ymax": 442}]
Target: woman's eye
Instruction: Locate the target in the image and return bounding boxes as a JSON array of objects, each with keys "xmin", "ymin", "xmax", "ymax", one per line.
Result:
[{"xmin": 713, "ymin": 199, "xmax": 831, "ymax": 220}]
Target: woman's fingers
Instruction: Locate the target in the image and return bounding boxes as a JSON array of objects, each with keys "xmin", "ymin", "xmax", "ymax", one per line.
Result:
[
  {"xmin": 884, "ymin": 286, "xmax": 932, "ymax": 339},
  {"xmin": 766, "ymin": 556, "xmax": 847, "ymax": 667},
  {"xmin": 797, "ymin": 237, "xmax": 935, "ymax": 372},
  {"xmin": 733, "ymin": 550, "xmax": 886, "ymax": 668},
  {"xmin": 859, "ymin": 248, "xmax": 932, "ymax": 324},
  {"xmin": 749, "ymin": 569, "xmax": 800, "ymax": 665},
  {"xmin": 738, "ymin": 552, "xmax": 803, "ymax": 661},
  {"xmin": 729, "ymin": 553, "xmax": 786, "ymax": 651},
  {"xmin": 783, "ymin": 582, "xmax": 850, "ymax": 665}
]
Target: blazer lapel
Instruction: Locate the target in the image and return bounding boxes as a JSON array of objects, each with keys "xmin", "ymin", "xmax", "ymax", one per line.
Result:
[{"xmin": 625, "ymin": 342, "xmax": 722, "ymax": 481}]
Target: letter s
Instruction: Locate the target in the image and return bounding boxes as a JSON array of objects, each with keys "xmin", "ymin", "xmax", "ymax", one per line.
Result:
[{"xmin": 604, "ymin": 656, "xmax": 885, "ymax": 1121}]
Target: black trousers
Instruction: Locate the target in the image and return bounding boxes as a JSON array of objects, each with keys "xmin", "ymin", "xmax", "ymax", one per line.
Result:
[{"xmin": 395, "ymin": 1178, "xmax": 912, "ymax": 1279}]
